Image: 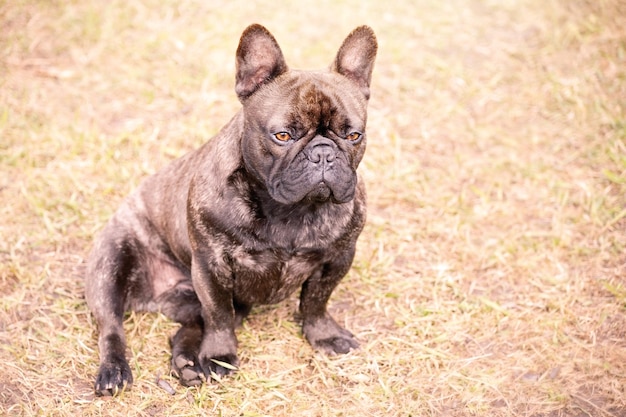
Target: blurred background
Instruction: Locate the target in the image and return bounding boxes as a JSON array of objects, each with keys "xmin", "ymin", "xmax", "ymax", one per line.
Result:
[{"xmin": 1, "ymin": 1, "xmax": 624, "ymax": 415}]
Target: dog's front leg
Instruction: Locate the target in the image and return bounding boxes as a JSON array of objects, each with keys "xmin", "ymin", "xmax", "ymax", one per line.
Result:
[
  {"xmin": 299, "ymin": 250, "xmax": 359, "ymax": 355},
  {"xmin": 190, "ymin": 252, "xmax": 239, "ymax": 378}
]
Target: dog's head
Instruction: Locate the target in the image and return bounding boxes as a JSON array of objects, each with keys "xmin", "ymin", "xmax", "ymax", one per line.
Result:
[{"xmin": 235, "ymin": 24, "xmax": 377, "ymax": 205}]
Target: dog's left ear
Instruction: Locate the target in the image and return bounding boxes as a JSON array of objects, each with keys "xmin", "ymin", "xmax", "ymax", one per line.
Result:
[
  {"xmin": 332, "ymin": 26, "xmax": 378, "ymax": 100},
  {"xmin": 235, "ymin": 24, "xmax": 289, "ymax": 101}
]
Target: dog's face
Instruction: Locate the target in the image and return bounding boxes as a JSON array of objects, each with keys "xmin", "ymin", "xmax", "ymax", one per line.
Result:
[
  {"xmin": 234, "ymin": 25, "xmax": 376, "ymax": 205},
  {"xmin": 241, "ymin": 72, "xmax": 368, "ymax": 204}
]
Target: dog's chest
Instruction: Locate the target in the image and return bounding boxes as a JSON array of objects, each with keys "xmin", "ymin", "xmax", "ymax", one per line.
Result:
[{"xmin": 230, "ymin": 246, "xmax": 324, "ymax": 305}]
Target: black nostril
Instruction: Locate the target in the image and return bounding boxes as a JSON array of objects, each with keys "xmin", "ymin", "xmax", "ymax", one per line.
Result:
[{"xmin": 309, "ymin": 144, "xmax": 335, "ymax": 164}]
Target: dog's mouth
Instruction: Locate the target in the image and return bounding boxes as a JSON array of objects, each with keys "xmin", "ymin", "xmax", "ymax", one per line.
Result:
[
  {"xmin": 305, "ymin": 182, "xmax": 333, "ymax": 203},
  {"xmin": 271, "ymin": 176, "xmax": 355, "ymax": 205}
]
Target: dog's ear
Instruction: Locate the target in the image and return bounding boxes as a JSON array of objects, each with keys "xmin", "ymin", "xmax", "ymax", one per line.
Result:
[
  {"xmin": 331, "ymin": 26, "xmax": 377, "ymax": 99},
  {"xmin": 235, "ymin": 24, "xmax": 288, "ymax": 101}
]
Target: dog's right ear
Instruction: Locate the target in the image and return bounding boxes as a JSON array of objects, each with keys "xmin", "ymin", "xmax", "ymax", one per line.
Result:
[
  {"xmin": 235, "ymin": 24, "xmax": 288, "ymax": 101},
  {"xmin": 331, "ymin": 26, "xmax": 377, "ymax": 100}
]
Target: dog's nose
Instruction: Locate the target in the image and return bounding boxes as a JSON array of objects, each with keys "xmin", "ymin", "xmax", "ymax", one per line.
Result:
[{"xmin": 308, "ymin": 144, "xmax": 336, "ymax": 164}]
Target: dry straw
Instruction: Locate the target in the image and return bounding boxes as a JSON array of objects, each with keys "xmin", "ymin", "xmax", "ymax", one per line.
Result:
[{"xmin": 1, "ymin": 0, "xmax": 624, "ymax": 416}]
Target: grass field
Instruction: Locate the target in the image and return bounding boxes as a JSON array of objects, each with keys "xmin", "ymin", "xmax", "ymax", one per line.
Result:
[{"xmin": 1, "ymin": 0, "xmax": 625, "ymax": 415}]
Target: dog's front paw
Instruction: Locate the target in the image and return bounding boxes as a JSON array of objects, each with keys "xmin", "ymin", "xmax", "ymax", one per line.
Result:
[
  {"xmin": 196, "ymin": 329, "xmax": 239, "ymax": 379},
  {"xmin": 94, "ymin": 358, "xmax": 133, "ymax": 396},
  {"xmin": 313, "ymin": 335, "xmax": 359, "ymax": 355},
  {"xmin": 199, "ymin": 354, "xmax": 239, "ymax": 379},
  {"xmin": 171, "ymin": 352, "xmax": 205, "ymax": 387},
  {"xmin": 303, "ymin": 315, "xmax": 359, "ymax": 355}
]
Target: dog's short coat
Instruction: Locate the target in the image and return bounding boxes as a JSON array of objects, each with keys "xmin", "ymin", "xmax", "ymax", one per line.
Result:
[{"xmin": 85, "ymin": 24, "xmax": 377, "ymax": 396}]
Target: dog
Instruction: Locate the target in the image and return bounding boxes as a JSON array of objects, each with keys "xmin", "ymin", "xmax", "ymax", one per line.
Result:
[{"xmin": 85, "ymin": 23, "xmax": 377, "ymax": 396}]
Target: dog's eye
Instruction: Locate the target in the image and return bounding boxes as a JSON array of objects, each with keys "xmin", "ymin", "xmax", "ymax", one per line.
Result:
[
  {"xmin": 346, "ymin": 132, "xmax": 362, "ymax": 142},
  {"xmin": 274, "ymin": 132, "xmax": 292, "ymax": 142}
]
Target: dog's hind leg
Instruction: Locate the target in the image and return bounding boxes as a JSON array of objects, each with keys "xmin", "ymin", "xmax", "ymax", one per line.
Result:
[
  {"xmin": 170, "ymin": 322, "xmax": 205, "ymax": 386},
  {"xmin": 156, "ymin": 283, "xmax": 206, "ymax": 386},
  {"xmin": 85, "ymin": 235, "xmax": 141, "ymax": 396}
]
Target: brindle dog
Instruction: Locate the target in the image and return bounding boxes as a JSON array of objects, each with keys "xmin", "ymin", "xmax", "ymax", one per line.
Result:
[{"xmin": 85, "ymin": 24, "xmax": 377, "ymax": 396}]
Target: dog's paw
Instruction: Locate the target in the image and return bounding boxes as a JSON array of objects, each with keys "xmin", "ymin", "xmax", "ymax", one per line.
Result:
[
  {"xmin": 171, "ymin": 352, "xmax": 205, "ymax": 387},
  {"xmin": 200, "ymin": 354, "xmax": 239, "ymax": 380},
  {"xmin": 94, "ymin": 358, "xmax": 133, "ymax": 396},
  {"xmin": 313, "ymin": 335, "xmax": 359, "ymax": 355},
  {"xmin": 303, "ymin": 315, "xmax": 359, "ymax": 355}
]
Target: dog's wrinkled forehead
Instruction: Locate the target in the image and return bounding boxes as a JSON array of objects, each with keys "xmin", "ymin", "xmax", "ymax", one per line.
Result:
[
  {"xmin": 285, "ymin": 74, "xmax": 366, "ymax": 135},
  {"xmin": 293, "ymin": 83, "xmax": 340, "ymax": 133},
  {"xmin": 245, "ymin": 71, "xmax": 367, "ymax": 138}
]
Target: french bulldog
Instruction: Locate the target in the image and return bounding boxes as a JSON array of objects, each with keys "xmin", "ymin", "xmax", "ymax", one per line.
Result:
[{"xmin": 85, "ymin": 23, "xmax": 377, "ymax": 396}]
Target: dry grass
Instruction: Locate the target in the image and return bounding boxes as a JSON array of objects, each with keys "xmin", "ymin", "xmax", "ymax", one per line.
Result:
[{"xmin": 1, "ymin": 0, "xmax": 625, "ymax": 416}]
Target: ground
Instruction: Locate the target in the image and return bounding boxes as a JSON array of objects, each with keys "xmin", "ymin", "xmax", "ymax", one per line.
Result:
[{"xmin": 0, "ymin": 0, "xmax": 625, "ymax": 416}]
